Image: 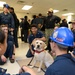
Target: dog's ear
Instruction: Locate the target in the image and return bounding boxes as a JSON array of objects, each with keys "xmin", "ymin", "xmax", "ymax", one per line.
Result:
[
  {"xmin": 31, "ymin": 39, "xmax": 36, "ymax": 46},
  {"xmin": 42, "ymin": 41, "xmax": 47, "ymax": 49}
]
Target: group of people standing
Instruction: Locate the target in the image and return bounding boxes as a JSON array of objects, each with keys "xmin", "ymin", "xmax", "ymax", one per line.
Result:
[{"xmin": 20, "ymin": 8, "xmax": 61, "ymax": 44}]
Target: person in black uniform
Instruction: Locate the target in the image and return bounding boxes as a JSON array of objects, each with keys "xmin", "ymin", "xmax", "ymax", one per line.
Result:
[
  {"xmin": 23, "ymin": 16, "xmax": 30, "ymax": 43},
  {"xmin": 0, "ymin": 25, "xmax": 15, "ymax": 64},
  {"xmin": 0, "ymin": 4, "xmax": 15, "ymax": 35},
  {"xmin": 31, "ymin": 15, "xmax": 36, "ymax": 24},
  {"xmin": 60, "ymin": 19, "xmax": 68, "ymax": 28},
  {"xmin": 45, "ymin": 27, "xmax": 75, "ymax": 75},
  {"xmin": 9, "ymin": 7, "xmax": 19, "ymax": 48},
  {"xmin": 32, "ymin": 13, "xmax": 43, "ymax": 30},
  {"xmin": 44, "ymin": 8, "xmax": 61, "ymax": 44},
  {"xmin": 20, "ymin": 18, "xmax": 24, "ymax": 41}
]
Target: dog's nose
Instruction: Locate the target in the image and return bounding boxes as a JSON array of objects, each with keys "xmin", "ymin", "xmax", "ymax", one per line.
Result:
[{"xmin": 37, "ymin": 45, "xmax": 40, "ymax": 48}]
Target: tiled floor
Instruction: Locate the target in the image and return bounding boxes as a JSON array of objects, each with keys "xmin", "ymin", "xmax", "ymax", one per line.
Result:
[
  {"xmin": 15, "ymin": 38, "xmax": 29, "ymax": 60},
  {"xmin": 0, "ymin": 38, "xmax": 29, "ymax": 74}
]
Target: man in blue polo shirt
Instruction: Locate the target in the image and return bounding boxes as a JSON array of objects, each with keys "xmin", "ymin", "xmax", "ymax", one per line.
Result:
[
  {"xmin": 26, "ymin": 24, "xmax": 46, "ymax": 58},
  {"xmin": 45, "ymin": 27, "xmax": 75, "ymax": 75}
]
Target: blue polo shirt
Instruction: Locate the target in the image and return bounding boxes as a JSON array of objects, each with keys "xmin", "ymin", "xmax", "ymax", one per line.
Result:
[
  {"xmin": 28, "ymin": 31, "xmax": 44, "ymax": 44},
  {"xmin": 0, "ymin": 12, "xmax": 15, "ymax": 28},
  {"xmin": 45, "ymin": 53, "xmax": 75, "ymax": 75}
]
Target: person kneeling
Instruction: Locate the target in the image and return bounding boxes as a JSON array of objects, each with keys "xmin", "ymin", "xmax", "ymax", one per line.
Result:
[{"xmin": 0, "ymin": 25, "xmax": 15, "ymax": 65}]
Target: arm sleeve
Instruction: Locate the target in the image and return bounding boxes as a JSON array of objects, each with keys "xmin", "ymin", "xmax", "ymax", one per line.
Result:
[
  {"xmin": 28, "ymin": 35, "xmax": 32, "ymax": 44},
  {"xmin": 40, "ymin": 31, "xmax": 45, "ymax": 37},
  {"xmin": 10, "ymin": 14, "xmax": 15, "ymax": 28},
  {"xmin": 55, "ymin": 16, "xmax": 61, "ymax": 23}
]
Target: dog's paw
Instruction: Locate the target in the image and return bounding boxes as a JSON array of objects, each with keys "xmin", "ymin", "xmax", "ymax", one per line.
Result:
[{"xmin": 37, "ymin": 68, "xmax": 41, "ymax": 72}]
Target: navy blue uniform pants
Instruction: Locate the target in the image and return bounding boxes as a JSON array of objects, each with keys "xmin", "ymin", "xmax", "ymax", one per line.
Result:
[
  {"xmin": 0, "ymin": 41, "xmax": 14, "ymax": 65},
  {"xmin": 13, "ymin": 28, "xmax": 19, "ymax": 48},
  {"xmin": 26, "ymin": 49, "xmax": 34, "ymax": 58},
  {"xmin": 24, "ymin": 30, "xmax": 28, "ymax": 42}
]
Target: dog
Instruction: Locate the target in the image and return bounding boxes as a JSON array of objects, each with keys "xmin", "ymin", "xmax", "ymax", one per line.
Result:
[{"xmin": 31, "ymin": 39, "xmax": 54, "ymax": 72}]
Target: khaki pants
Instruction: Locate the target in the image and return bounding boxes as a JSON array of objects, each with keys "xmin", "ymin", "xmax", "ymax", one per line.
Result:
[{"xmin": 45, "ymin": 28, "xmax": 54, "ymax": 44}]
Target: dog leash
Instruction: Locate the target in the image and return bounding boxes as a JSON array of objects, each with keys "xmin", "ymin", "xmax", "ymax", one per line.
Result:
[{"xmin": 27, "ymin": 57, "xmax": 34, "ymax": 66}]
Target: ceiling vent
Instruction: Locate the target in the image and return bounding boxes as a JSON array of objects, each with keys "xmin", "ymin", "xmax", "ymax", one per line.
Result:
[
  {"xmin": 62, "ymin": 9, "xmax": 68, "ymax": 11},
  {"xmin": 17, "ymin": 0, "xmax": 25, "ymax": 5}
]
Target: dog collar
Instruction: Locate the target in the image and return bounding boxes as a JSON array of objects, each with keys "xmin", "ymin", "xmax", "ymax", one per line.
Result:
[{"xmin": 35, "ymin": 50, "xmax": 44, "ymax": 53}]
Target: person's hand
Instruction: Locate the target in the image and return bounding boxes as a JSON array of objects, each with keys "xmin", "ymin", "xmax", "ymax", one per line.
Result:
[
  {"xmin": 1, "ymin": 55, "xmax": 7, "ymax": 62},
  {"xmin": 34, "ymin": 38, "xmax": 41, "ymax": 41},
  {"xmin": 31, "ymin": 50, "xmax": 35, "ymax": 55},
  {"xmin": 38, "ymin": 24, "xmax": 42, "ymax": 29},
  {"xmin": 51, "ymin": 51, "xmax": 56, "ymax": 56},
  {"xmin": 33, "ymin": 39, "xmax": 37, "ymax": 42},
  {"xmin": 19, "ymin": 66, "xmax": 36, "ymax": 75},
  {"xmin": 10, "ymin": 28, "xmax": 14, "ymax": 31}
]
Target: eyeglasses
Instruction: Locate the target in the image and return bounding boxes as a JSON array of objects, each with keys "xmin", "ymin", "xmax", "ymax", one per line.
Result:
[{"xmin": 50, "ymin": 40, "xmax": 54, "ymax": 43}]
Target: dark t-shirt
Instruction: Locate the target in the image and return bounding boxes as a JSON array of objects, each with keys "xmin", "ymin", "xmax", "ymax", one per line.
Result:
[{"xmin": 44, "ymin": 15, "xmax": 61, "ymax": 29}]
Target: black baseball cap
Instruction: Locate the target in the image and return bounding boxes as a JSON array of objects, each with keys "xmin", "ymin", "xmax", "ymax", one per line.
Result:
[
  {"xmin": 3, "ymin": 4, "xmax": 10, "ymax": 9},
  {"xmin": 30, "ymin": 24, "xmax": 38, "ymax": 29}
]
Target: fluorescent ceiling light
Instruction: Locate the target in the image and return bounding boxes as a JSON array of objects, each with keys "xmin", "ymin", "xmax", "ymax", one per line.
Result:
[
  {"xmin": 53, "ymin": 10, "xmax": 59, "ymax": 13},
  {"xmin": 62, "ymin": 13, "xmax": 74, "ymax": 16},
  {"xmin": 22, "ymin": 5, "xmax": 32, "ymax": 10},
  {"xmin": 0, "ymin": 1, "xmax": 6, "ymax": 7}
]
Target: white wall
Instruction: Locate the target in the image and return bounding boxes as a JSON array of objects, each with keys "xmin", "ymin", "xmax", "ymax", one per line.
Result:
[
  {"xmin": 0, "ymin": 11, "xmax": 33, "ymax": 22},
  {"xmin": 61, "ymin": 15, "xmax": 75, "ymax": 29},
  {"xmin": 15, "ymin": 12, "xmax": 32, "ymax": 22}
]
